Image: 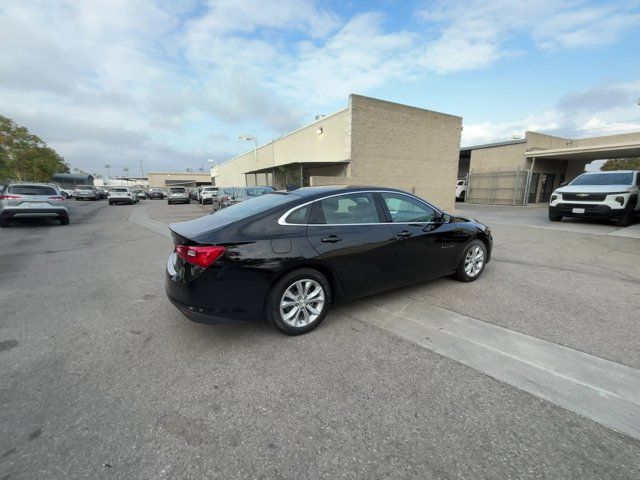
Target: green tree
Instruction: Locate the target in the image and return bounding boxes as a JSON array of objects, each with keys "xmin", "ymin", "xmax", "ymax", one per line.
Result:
[
  {"xmin": 601, "ymin": 158, "xmax": 640, "ymax": 171},
  {"xmin": 0, "ymin": 115, "xmax": 69, "ymax": 182}
]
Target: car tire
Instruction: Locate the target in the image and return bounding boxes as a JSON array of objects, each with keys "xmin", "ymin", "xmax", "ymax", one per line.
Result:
[
  {"xmin": 616, "ymin": 211, "xmax": 632, "ymax": 228},
  {"xmin": 75, "ymin": 197, "xmax": 79, "ymax": 201},
  {"xmin": 548, "ymin": 212, "xmax": 562, "ymax": 222},
  {"xmin": 60, "ymin": 216, "xmax": 70, "ymax": 225},
  {"xmin": 0, "ymin": 218, "xmax": 10, "ymax": 228},
  {"xmin": 455, "ymin": 239, "xmax": 488, "ymax": 282},
  {"xmin": 266, "ymin": 268, "xmax": 331, "ymax": 335}
]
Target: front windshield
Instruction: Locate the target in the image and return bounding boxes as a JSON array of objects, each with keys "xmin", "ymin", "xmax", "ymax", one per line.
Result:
[{"xmin": 570, "ymin": 172, "xmax": 633, "ymax": 186}]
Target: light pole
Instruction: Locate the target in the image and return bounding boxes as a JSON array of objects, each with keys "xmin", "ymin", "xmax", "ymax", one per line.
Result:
[
  {"xmin": 239, "ymin": 135, "xmax": 258, "ymax": 161},
  {"xmin": 105, "ymin": 164, "xmax": 111, "ymax": 179}
]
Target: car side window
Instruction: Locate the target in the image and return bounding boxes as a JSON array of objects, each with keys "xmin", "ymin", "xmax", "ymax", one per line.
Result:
[
  {"xmin": 636, "ymin": 173, "xmax": 640, "ymax": 187},
  {"xmin": 381, "ymin": 193, "xmax": 437, "ymax": 223},
  {"xmin": 285, "ymin": 205, "xmax": 311, "ymax": 224},
  {"xmin": 311, "ymin": 193, "xmax": 380, "ymax": 224}
]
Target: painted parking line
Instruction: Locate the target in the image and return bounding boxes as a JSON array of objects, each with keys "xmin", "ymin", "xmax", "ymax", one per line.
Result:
[{"xmin": 339, "ymin": 300, "xmax": 640, "ymax": 440}]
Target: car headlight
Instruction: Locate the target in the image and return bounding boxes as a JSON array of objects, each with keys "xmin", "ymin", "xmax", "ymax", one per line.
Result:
[
  {"xmin": 614, "ymin": 196, "xmax": 625, "ymax": 206},
  {"xmin": 551, "ymin": 194, "xmax": 558, "ymax": 202}
]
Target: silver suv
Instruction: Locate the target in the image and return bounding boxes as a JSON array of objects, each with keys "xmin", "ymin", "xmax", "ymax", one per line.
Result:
[
  {"xmin": 74, "ymin": 185, "xmax": 98, "ymax": 200},
  {"xmin": 0, "ymin": 183, "xmax": 69, "ymax": 227},
  {"xmin": 167, "ymin": 186, "xmax": 190, "ymax": 205}
]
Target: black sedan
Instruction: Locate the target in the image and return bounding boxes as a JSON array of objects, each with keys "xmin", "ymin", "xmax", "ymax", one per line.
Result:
[{"xmin": 166, "ymin": 186, "xmax": 492, "ymax": 335}]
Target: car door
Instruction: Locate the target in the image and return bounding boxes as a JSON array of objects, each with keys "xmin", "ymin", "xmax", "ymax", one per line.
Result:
[
  {"xmin": 306, "ymin": 192, "xmax": 396, "ymax": 296},
  {"xmin": 378, "ymin": 192, "xmax": 460, "ymax": 281}
]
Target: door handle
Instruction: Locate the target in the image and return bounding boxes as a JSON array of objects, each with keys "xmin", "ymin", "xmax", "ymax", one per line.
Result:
[
  {"xmin": 321, "ymin": 235, "xmax": 342, "ymax": 243},
  {"xmin": 397, "ymin": 231, "xmax": 412, "ymax": 238}
]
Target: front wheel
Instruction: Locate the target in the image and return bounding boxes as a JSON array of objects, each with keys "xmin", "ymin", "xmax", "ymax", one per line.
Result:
[
  {"xmin": 616, "ymin": 211, "xmax": 632, "ymax": 227},
  {"xmin": 0, "ymin": 218, "xmax": 10, "ymax": 228},
  {"xmin": 60, "ymin": 216, "xmax": 70, "ymax": 225},
  {"xmin": 548, "ymin": 212, "xmax": 562, "ymax": 222},
  {"xmin": 267, "ymin": 269, "xmax": 331, "ymax": 335},
  {"xmin": 455, "ymin": 240, "xmax": 487, "ymax": 282}
]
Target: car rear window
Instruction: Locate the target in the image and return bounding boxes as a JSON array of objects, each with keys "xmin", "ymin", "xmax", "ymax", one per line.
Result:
[
  {"xmin": 202, "ymin": 187, "xmax": 217, "ymax": 192},
  {"xmin": 110, "ymin": 188, "xmax": 128, "ymax": 192},
  {"xmin": 9, "ymin": 185, "xmax": 58, "ymax": 196},
  {"xmin": 243, "ymin": 187, "xmax": 275, "ymax": 197},
  {"xmin": 170, "ymin": 187, "xmax": 186, "ymax": 193},
  {"xmin": 213, "ymin": 193, "xmax": 291, "ymax": 220},
  {"xmin": 77, "ymin": 185, "xmax": 93, "ymax": 189}
]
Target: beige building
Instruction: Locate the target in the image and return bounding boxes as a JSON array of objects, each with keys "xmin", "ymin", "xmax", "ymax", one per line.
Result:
[
  {"xmin": 147, "ymin": 172, "xmax": 212, "ymax": 189},
  {"xmin": 213, "ymin": 94, "xmax": 462, "ymax": 211},
  {"xmin": 462, "ymin": 131, "xmax": 640, "ymax": 205}
]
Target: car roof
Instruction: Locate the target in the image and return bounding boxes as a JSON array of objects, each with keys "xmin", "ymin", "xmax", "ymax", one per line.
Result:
[
  {"xmin": 287, "ymin": 185, "xmax": 407, "ymax": 198},
  {"xmin": 583, "ymin": 170, "xmax": 637, "ymax": 174}
]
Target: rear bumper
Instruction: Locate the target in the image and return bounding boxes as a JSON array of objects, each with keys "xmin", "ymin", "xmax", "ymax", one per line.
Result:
[
  {"xmin": 549, "ymin": 204, "xmax": 624, "ymax": 219},
  {"xmin": 168, "ymin": 197, "xmax": 190, "ymax": 203},
  {"xmin": 109, "ymin": 198, "xmax": 133, "ymax": 204},
  {"xmin": 165, "ymin": 253, "xmax": 269, "ymax": 324},
  {"xmin": 1, "ymin": 208, "xmax": 68, "ymax": 218}
]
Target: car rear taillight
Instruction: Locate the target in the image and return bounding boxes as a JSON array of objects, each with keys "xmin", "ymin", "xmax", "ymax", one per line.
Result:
[
  {"xmin": 175, "ymin": 245, "xmax": 226, "ymax": 268},
  {"xmin": 48, "ymin": 195, "xmax": 65, "ymax": 200},
  {"xmin": 0, "ymin": 194, "xmax": 22, "ymax": 200}
]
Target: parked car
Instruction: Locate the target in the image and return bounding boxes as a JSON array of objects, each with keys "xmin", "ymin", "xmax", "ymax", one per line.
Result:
[
  {"xmin": 204, "ymin": 187, "xmax": 237, "ymax": 210},
  {"xmin": 456, "ymin": 179, "xmax": 468, "ymax": 201},
  {"xmin": 0, "ymin": 182, "xmax": 69, "ymax": 227},
  {"xmin": 167, "ymin": 186, "xmax": 190, "ymax": 205},
  {"xmin": 132, "ymin": 189, "xmax": 147, "ymax": 200},
  {"xmin": 59, "ymin": 188, "xmax": 74, "ymax": 199},
  {"xmin": 74, "ymin": 185, "xmax": 99, "ymax": 200},
  {"xmin": 199, "ymin": 186, "xmax": 219, "ymax": 205},
  {"xmin": 549, "ymin": 170, "xmax": 640, "ymax": 227},
  {"xmin": 165, "ymin": 186, "xmax": 492, "ymax": 335},
  {"xmin": 96, "ymin": 188, "xmax": 108, "ymax": 199},
  {"xmin": 108, "ymin": 187, "xmax": 135, "ymax": 205},
  {"xmin": 229, "ymin": 186, "xmax": 276, "ymax": 204},
  {"xmin": 147, "ymin": 188, "xmax": 165, "ymax": 200}
]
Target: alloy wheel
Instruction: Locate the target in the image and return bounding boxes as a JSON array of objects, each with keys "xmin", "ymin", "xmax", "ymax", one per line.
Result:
[
  {"xmin": 279, "ymin": 279, "xmax": 325, "ymax": 327},
  {"xmin": 464, "ymin": 245, "xmax": 485, "ymax": 278}
]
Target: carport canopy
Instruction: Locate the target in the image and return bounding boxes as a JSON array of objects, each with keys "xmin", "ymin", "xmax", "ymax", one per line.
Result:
[{"xmin": 525, "ymin": 140, "xmax": 640, "ymax": 162}]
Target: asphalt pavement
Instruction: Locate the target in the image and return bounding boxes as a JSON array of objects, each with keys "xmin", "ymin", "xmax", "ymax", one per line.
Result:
[{"xmin": 1, "ymin": 199, "xmax": 640, "ymax": 479}]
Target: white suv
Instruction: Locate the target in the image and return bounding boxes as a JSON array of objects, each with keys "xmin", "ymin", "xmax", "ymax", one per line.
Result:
[{"xmin": 548, "ymin": 170, "xmax": 639, "ymax": 227}]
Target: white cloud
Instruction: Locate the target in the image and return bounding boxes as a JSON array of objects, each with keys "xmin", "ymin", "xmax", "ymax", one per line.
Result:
[
  {"xmin": 462, "ymin": 81, "xmax": 640, "ymax": 146},
  {"xmin": 416, "ymin": 0, "xmax": 640, "ymax": 73}
]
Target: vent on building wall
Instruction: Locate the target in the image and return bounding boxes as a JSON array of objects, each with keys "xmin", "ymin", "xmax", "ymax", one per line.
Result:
[{"xmin": 315, "ymin": 115, "xmax": 326, "ymax": 121}]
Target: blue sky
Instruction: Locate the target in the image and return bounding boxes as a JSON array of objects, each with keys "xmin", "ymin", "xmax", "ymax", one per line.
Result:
[{"xmin": 1, "ymin": 0, "xmax": 639, "ymax": 176}]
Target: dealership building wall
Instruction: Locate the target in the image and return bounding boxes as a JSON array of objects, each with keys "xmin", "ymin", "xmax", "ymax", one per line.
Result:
[
  {"xmin": 463, "ymin": 131, "xmax": 640, "ymax": 205},
  {"xmin": 213, "ymin": 94, "xmax": 462, "ymax": 211}
]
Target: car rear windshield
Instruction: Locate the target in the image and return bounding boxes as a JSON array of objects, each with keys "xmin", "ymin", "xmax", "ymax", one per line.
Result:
[
  {"xmin": 570, "ymin": 173, "xmax": 634, "ymax": 186},
  {"xmin": 110, "ymin": 188, "xmax": 128, "ymax": 192},
  {"xmin": 170, "ymin": 187, "xmax": 186, "ymax": 192},
  {"xmin": 76, "ymin": 185, "xmax": 93, "ymax": 189},
  {"xmin": 213, "ymin": 193, "xmax": 291, "ymax": 220},
  {"xmin": 8, "ymin": 185, "xmax": 58, "ymax": 196},
  {"xmin": 202, "ymin": 187, "xmax": 217, "ymax": 192},
  {"xmin": 243, "ymin": 187, "xmax": 275, "ymax": 197}
]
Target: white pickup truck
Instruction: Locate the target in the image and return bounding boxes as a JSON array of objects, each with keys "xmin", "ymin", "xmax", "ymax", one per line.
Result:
[{"xmin": 548, "ymin": 170, "xmax": 639, "ymax": 227}]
